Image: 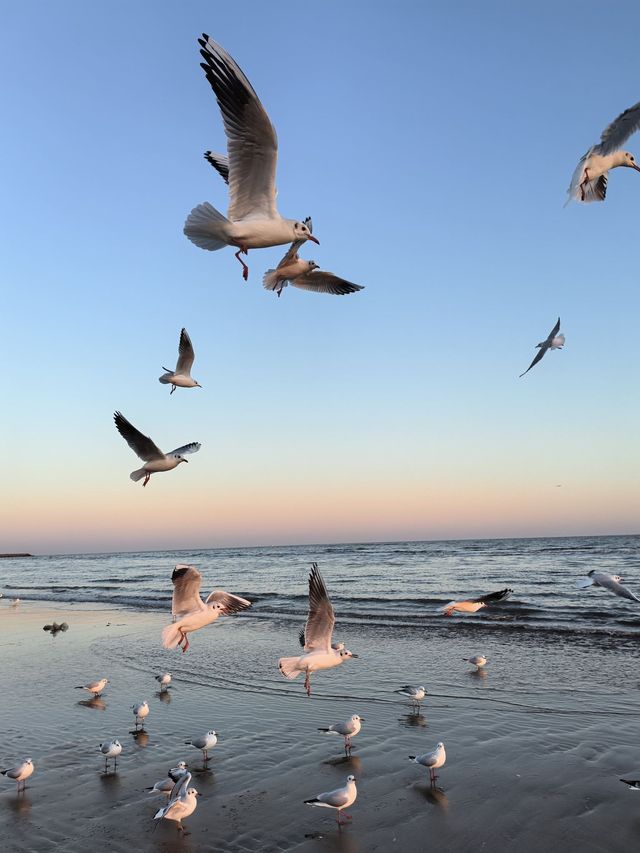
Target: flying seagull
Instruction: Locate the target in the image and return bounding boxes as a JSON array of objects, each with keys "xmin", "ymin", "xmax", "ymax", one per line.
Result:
[
  {"xmin": 113, "ymin": 412, "xmax": 201, "ymax": 487},
  {"xmin": 278, "ymin": 563, "xmax": 358, "ymax": 696},
  {"xmin": 162, "ymin": 564, "xmax": 251, "ymax": 652},
  {"xmin": 567, "ymin": 101, "xmax": 640, "ymax": 203},
  {"xmin": 183, "ymin": 35, "xmax": 319, "ymax": 281},
  {"xmin": 519, "ymin": 318, "xmax": 564, "ymax": 377},
  {"xmin": 159, "ymin": 329, "xmax": 202, "ymax": 395},
  {"xmin": 304, "ymin": 775, "xmax": 357, "ymax": 826},
  {"xmin": 263, "ymin": 226, "xmax": 364, "ymax": 298},
  {"xmin": 575, "ymin": 570, "xmax": 640, "ymax": 602},
  {"xmin": 442, "ymin": 588, "xmax": 512, "ymax": 616}
]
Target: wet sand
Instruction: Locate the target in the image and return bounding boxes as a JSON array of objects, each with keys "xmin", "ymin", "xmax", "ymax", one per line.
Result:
[{"xmin": 1, "ymin": 601, "xmax": 639, "ymax": 852}]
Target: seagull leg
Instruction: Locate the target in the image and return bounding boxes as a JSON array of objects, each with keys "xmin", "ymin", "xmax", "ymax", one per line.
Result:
[
  {"xmin": 304, "ymin": 669, "xmax": 311, "ymax": 696},
  {"xmin": 180, "ymin": 633, "xmax": 190, "ymax": 653},
  {"xmin": 234, "ymin": 246, "xmax": 250, "ymax": 281},
  {"xmin": 170, "ymin": 385, "xmax": 176, "ymax": 396},
  {"xmin": 580, "ymin": 169, "xmax": 590, "ymax": 201},
  {"xmin": 143, "ymin": 472, "xmax": 151, "ymax": 487}
]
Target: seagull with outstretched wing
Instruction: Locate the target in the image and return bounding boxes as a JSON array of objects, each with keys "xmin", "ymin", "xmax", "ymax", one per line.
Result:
[
  {"xmin": 278, "ymin": 563, "xmax": 358, "ymax": 696},
  {"xmin": 113, "ymin": 412, "xmax": 200, "ymax": 487},
  {"xmin": 442, "ymin": 588, "xmax": 513, "ymax": 616},
  {"xmin": 162, "ymin": 564, "xmax": 251, "ymax": 652},
  {"xmin": 159, "ymin": 328, "xmax": 202, "ymax": 394},
  {"xmin": 154, "ymin": 771, "xmax": 199, "ymax": 833},
  {"xmin": 575, "ymin": 570, "xmax": 640, "ymax": 603},
  {"xmin": 520, "ymin": 317, "xmax": 564, "ymax": 377}
]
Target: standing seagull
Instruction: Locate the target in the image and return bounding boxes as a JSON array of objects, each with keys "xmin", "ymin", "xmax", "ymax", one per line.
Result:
[
  {"xmin": 162, "ymin": 565, "xmax": 251, "ymax": 653},
  {"xmin": 185, "ymin": 731, "xmax": 218, "ymax": 763},
  {"xmin": 263, "ymin": 227, "xmax": 364, "ymax": 298},
  {"xmin": 442, "ymin": 588, "xmax": 512, "ymax": 616},
  {"xmin": 519, "ymin": 318, "xmax": 565, "ymax": 377},
  {"xmin": 394, "ymin": 685, "xmax": 427, "ymax": 711},
  {"xmin": 113, "ymin": 412, "xmax": 201, "ymax": 487},
  {"xmin": 183, "ymin": 35, "xmax": 319, "ymax": 281},
  {"xmin": 567, "ymin": 101, "xmax": 640, "ymax": 203},
  {"xmin": 463, "ymin": 654, "xmax": 488, "ymax": 671},
  {"xmin": 99, "ymin": 740, "xmax": 122, "ymax": 773},
  {"xmin": 154, "ymin": 772, "xmax": 199, "ymax": 833},
  {"xmin": 159, "ymin": 329, "xmax": 202, "ymax": 395},
  {"xmin": 576, "ymin": 570, "xmax": 640, "ymax": 602},
  {"xmin": 318, "ymin": 715, "xmax": 364, "ymax": 756},
  {"xmin": 304, "ymin": 775, "xmax": 357, "ymax": 826},
  {"xmin": 1, "ymin": 759, "xmax": 34, "ymax": 792},
  {"xmin": 155, "ymin": 673, "xmax": 172, "ymax": 691},
  {"xmin": 75, "ymin": 677, "xmax": 109, "ymax": 697},
  {"xmin": 278, "ymin": 563, "xmax": 358, "ymax": 696},
  {"xmin": 132, "ymin": 701, "xmax": 149, "ymax": 730},
  {"xmin": 409, "ymin": 742, "xmax": 446, "ymax": 784}
]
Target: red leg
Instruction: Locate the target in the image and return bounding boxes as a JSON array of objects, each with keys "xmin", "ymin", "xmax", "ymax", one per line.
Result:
[
  {"xmin": 304, "ymin": 670, "xmax": 311, "ymax": 696},
  {"xmin": 143, "ymin": 472, "xmax": 150, "ymax": 487},
  {"xmin": 234, "ymin": 247, "xmax": 249, "ymax": 281},
  {"xmin": 580, "ymin": 169, "xmax": 590, "ymax": 201}
]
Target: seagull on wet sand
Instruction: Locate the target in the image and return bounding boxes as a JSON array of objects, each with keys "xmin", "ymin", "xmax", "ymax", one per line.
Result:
[
  {"xmin": 263, "ymin": 227, "xmax": 364, "ymax": 298},
  {"xmin": 278, "ymin": 563, "xmax": 358, "ymax": 697},
  {"xmin": 464, "ymin": 655, "xmax": 488, "ymax": 670},
  {"xmin": 443, "ymin": 588, "xmax": 512, "ymax": 616},
  {"xmin": 183, "ymin": 35, "xmax": 319, "ymax": 281},
  {"xmin": 318, "ymin": 715, "xmax": 364, "ymax": 756},
  {"xmin": 147, "ymin": 761, "xmax": 189, "ymax": 795},
  {"xmin": 1, "ymin": 759, "xmax": 34, "ymax": 792},
  {"xmin": 76, "ymin": 678, "xmax": 109, "ymax": 697},
  {"xmin": 99, "ymin": 740, "xmax": 122, "ymax": 772},
  {"xmin": 159, "ymin": 329, "xmax": 202, "ymax": 395},
  {"xmin": 567, "ymin": 101, "xmax": 640, "ymax": 203},
  {"xmin": 185, "ymin": 731, "xmax": 217, "ymax": 762},
  {"xmin": 409, "ymin": 742, "xmax": 446, "ymax": 784},
  {"xmin": 395, "ymin": 685, "xmax": 427, "ymax": 710},
  {"xmin": 113, "ymin": 412, "xmax": 201, "ymax": 487},
  {"xmin": 304, "ymin": 774, "xmax": 357, "ymax": 826},
  {"xmin": 576, "ymin": 570, "xmax": 640, "ymax": 602},
  {"xmin": 155, "ymin": 673, "xmax": 172, "ymax": 690},
  {"xmin": 132, "ymin": 701, "xmax": 149, "ymax": 730},
  {"xmin": 162, "ymin": 564, "xmax": 251, "ymax": 653},
  {"xmin": 154, "ymin": 772, "xmax": 199, "ymax": 833},
  {"xmin": 519, "ymin": 318, "xmax": 564, "ymax": 377}
]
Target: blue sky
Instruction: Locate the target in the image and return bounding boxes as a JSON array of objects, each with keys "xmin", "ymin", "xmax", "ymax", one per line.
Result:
[{"xmin": 2, "ymin": 1, "xmax": 639, "ymax": 553}]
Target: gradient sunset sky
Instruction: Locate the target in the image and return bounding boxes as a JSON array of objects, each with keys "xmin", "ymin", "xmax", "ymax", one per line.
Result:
[{"xmin": 2, "ymin": 1, "xmax": 639, "ymax": 554}]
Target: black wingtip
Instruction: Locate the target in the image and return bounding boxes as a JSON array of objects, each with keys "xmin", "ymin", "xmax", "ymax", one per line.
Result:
[
  {"xmin": 303, "ymin": 798, "xmax": 319, "ymax": 804},
  {"xmin": 298, "ymin": 627, "xmax": 306, "ymax": 648}
]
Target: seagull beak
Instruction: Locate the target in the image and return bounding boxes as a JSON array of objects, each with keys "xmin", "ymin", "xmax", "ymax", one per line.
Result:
[
  {"xmin": 183, "ymin": 458, "xmax": 189, "ymax": 463},
  {"xmin": 633, "ymin": 164, "xmax": 640, "ymax": 172},
  {"xmin": 351, "ymin": 654, "xmax": 359, "ymax": 658},
  {"xmin": 307, "ymin": 234, "xmax": 320, "ymax": 245}
]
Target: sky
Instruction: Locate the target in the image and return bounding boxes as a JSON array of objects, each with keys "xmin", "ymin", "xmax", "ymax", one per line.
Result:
[{"xmin": 1, "ymin": 1, "xmax": 639, "ymax": 554}]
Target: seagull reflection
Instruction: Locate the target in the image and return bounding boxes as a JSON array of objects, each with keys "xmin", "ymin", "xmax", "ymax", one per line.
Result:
[
  {"xmin": 78, "ymin": 697, "xmax": 107, "ymax": 711},
  {"xmin": 323, "ymin": 755, "xmax": 362, "ymax": 774},
  {"xmin": 131, "ymin": 730, "xmax": 150, "ymax": 747},
  {"xmin": 6, "ymin": 794, "xmax": 31, "ymax": 816},
  {"xmin": 399, "ymin": 713, "xmax": 427, "ymax": 728},
  {"xmin": 420, "ymin": 784, "xmax": 449, "ymax": 810},
  {"xmin": 469, "ymin": 668, "xmax": 488, "ymax": 680},
  {"xmin": 156, "ymin": 690, "xmax": 172, "ymax": 704}
]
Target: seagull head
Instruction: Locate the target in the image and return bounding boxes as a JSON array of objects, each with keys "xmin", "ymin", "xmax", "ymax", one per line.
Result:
[
  {"xmin": 176, "ymin": 455, "xmax": 188, "ymax": 464},
  {"xmin": 340, "ymin": 648, "xmax": 358, "ymax": 660},
  {"xmin": 347, "ymin": 775, "xmax": 356, "ymax": 783},
  {"xmin": 621, "ymin": 151, "xmax": 640, "ymax": 172},
  {"xmin": 292, "ymin": 219, "xmax": 319, "ymax": 245}
]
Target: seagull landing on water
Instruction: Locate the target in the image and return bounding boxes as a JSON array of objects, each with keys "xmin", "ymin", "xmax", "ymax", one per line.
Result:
[
  {"xmin": 183, "ymin": 35, "xmax": 319, "ymax": 281},
  {"xmin": 519, "ymin": 318, "xmax": 564, "ymax": 377},
  {"xmin": 159, "ymin": 329, "xmax": 202, "ymax": 395},
  {"xmin": 113, "ymin": 412, "xmax": 201, "ymax": 487},
  {"xmin": 576, "ymin": 570, "xmax": 640, "ymax": 602},
  {"xmin": 162, "ymin": 565, "xmax": 251, "ymax": 653},
  {"xmin": 409, "ymin": 742, "xmax": 446, "ymax": 784},
  {"xmin": 442, "ymin": 588, "xmax": 512, "ymax": 616},
  {"xmin": 262, "ymin": 224, "xmax": 364, "ymax": 298},
  {"xmin": 567, "ymin": 101, "xmax": 640, "ymax": 203},
  {"xmin": 318, "ymin": 715, "xmax": 364, "ymax": 756},
  {"xmin": 278, "ymin": 563, "xmax": 358, "ymax": 697},
  {"xmin": 304, "ymin": 775, "xmax": 357, "ymax": 826}
]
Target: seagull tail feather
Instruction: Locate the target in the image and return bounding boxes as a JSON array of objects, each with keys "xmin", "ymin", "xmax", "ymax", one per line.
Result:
[
  {"xmin": 159, "ymin": 373, "xmax": 172, "ymax": 384},
  {"xmin": 262, "ymin": 269, "xmax": 280, "ymax": 290},
  {"xmin": 130, "ymin": 468, "xmax": 146, "ymax": 483},
  {"xmin": 278, "ymin": 656, "xmax": 302, "ymax": 680},
  {"xmin": 183, "ymin": 202, "xmax": 230, "ymax": 251},
  {"xmin": 161, "ymin": 623, "xmax": 183, "ymax": 650}
]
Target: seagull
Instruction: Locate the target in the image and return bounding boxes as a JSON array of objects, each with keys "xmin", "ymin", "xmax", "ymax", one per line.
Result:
[
  {"xmin": 183, "ymin": 35, "xmax": 319, "ymax": 281},
  {"xmin": 519, "ymin": 318, "xmax": 565, "ymax": 377},
  {"xmin": 147, "ymin": 761, "xmax": 189, "ymax": 795},
  {"xmin": 113, "ymin": 411, "xmax": 201, "ymax": 487},
  {"xmin": 567, "ymin": 101, "xmax": 640, "ymax": 203},
  {"xmin": 620, "ymin": 779, "xmax": 640, "ymax": 790},
  {"xmin": 318, "ymin": 715, "xmax": 364, "ymax": 756},
  {"xmin": 263, "ymin": 227, "xmax": 364, "ymax": 298},
  {"xmin": 575, "ymin": 570, "xmax": 640, "ymax": 602},
  {"xmin": 155, "ymin": 673, "xmax": 172, "ymax": 690},
  {"xmin": 162, "ymin": 564, "xmax": 251, "ymax": 653},
  {"xmin": 159, "ymin": 329, "xmax": 202, "ymax": 395},
  {"xmin": 99, "ymin": 740, "xmax": 122, "ymax": 772},
  {"xmin": 75, "ymin": 678, "xmax": 109, "ymax": 697},
  {"xmin": 304, "ymin": 774, "xmax": 357, "ymax": 826},
  {"xmin": 185, "ymin": 731, "xmax": 218, "ymax": 762},
  {"xmin": 409, "ymin": 742, "xmax": 446, "ymax": 784},
  {"xmin": 10, "ymin": 598, "xmax": 20, "ymax": 607},
  {"xmin": 463, "ymin": 655, "xmax": 488, "ymax": 670},
  {"xmin": 132, "ymin": 701, "xmax": 149, "ymax": 729},
  {"xmin": 394, "ymin": 685, "xmax": 426, "ymax": 711},
  {"xmin": 1, "ymin": 759, "xmax": 34, "ymax": 792},
  {"xmin": 442, "ymin": 588, "xmax": 512, "ymax": 616},
  {"xmin": 278, "ymin": 563, "xmax": 358, "ymax": 696},
  {"xmin": 154, "ymin": 772, "xmax": 199, "ymax": 833}
]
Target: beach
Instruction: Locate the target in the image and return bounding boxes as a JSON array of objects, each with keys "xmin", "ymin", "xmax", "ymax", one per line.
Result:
[{"xmin": 1, "ymin": 592, "xmax": 639, "ymax": 853}]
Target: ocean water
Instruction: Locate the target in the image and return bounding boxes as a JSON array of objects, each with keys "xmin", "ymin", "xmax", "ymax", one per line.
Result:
[{"xmin": 2, "ymin": 534, "xmax": 639, "ymax": 638}]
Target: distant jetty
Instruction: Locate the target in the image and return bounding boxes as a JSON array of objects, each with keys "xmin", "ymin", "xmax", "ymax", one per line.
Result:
[{"xmin": 0, "ymin": 553, "xmax": 32, "ymax": 558}]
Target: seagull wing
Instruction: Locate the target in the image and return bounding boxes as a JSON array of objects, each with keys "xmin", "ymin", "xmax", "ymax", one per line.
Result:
[
  {"xmin": 317, "ymin": 786, "xmax": 350, "ymax": 807},
  {"xmin": 175, "ymin": 328, "xmax": 195, "ymax": 376},
  {"xmin": 292, "ymin": 270, "xmax": 365, "ymax": 296},
  {"xmin": 199, "ymin": 35, "xmax": 278, "ymax": 222},
  {"xmin": 303, "ymin": 563, "xmax": 335, "ymax": 651},
  {"xmin": 204, "ymin": 590, "xmax": 252, "ymax": 614},
  {"xmin": 595, "ymin": 101, "xmax": 640, "ymax": 156},
  {"xmin": 167, "ymin": 442, "xmax": 201, "ymax": 457},
  {"xmin": 595, "ymin": 574, "xmax": 640, "ymax": 602},
  {"xmin": 566, "ymin": 151, "xmax": 608, "ymax": 203},
  {"xmin": 171, "ymin": 565, "xmax": 205, "ymax": 617},
  {"xmin": 472, "ymin": 588, "xmax": 513, "ymax": 605},
  {"xmin": 167, "ymin": 771, "xmax": 192, "ymax": 804},
  {"xmin": 519, "ymin": 347, "xmax": 547, "ymax": 377},
  {"xmin": 113, "ymin": 412, "xmax": 164, "ymax": 462},
  {"xmin": 546, "ymin": 317, "xmax": 561, "ymax": 342},
  {"xmin": 204, "ymin": 150, "xmax": 229, "ymax": 184}
]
